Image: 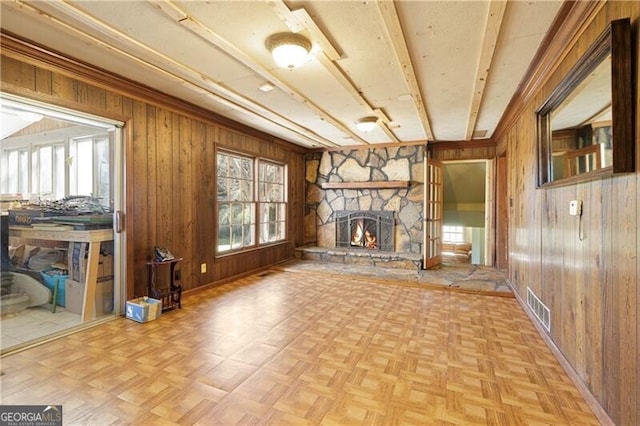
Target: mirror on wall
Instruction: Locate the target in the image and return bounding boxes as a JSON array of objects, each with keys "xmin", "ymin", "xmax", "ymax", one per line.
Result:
[{"xmin": 536, "ymin": 18, "xmax": 633, "ymax": 187}]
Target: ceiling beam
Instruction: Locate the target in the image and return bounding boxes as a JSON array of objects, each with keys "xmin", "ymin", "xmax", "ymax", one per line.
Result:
[
  {"xmin": 314, "ymin": 54, "xmax": 399, "ymax": 143},
  {"xmin": 268, "ymin": 0, "xmax": 401, "ymax": 143},
  {"xmin": 0, "ymin": 33, "xmax": 307, "ymax": 153},
  {"xmin": 376, "ymin": 1, "xmax": 434, "ymax": 142},
  {"xmin": 464, "ymin": 1, "xmax": 507, "ymax": 141},
  {"xmin": 289, "ymin": 7, "xmax": 341, "ymax": 62},
  {"xmin": 151, "ymin": 0, "xmax": 372, "ymax": 145},
  {"xmin": 15, "ymin": 0, "xmax": 338, "ymax": 147}
]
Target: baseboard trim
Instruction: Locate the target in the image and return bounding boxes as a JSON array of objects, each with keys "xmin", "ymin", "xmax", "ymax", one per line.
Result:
[
  {"xmin": 183, "ymin": 257, "xmax": 296, "ymax": 296},
  {"xmin": 507, "ymin": 280, "xmax": 615, "ymax": 426}
]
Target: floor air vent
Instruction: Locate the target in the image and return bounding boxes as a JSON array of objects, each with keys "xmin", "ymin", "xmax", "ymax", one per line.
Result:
[{"xmin": 526, "ymin": 287, "xmax": 550, "ymax": 331}]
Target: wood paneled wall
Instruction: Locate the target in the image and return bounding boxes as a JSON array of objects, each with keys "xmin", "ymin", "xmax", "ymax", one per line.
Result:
[
  {"xmin": 493, "ymin": 2, "xmax": 639, "ymax": 424},
  {"xmin": 1, "ymin": 35, "xmax": 307, "ymax": 298}
]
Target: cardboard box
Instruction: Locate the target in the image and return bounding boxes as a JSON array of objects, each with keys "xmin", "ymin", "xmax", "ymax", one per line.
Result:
[
  {"xmin": 67, "ymin": 242, "xmax": 113, "ymax": 281},
  {"xmin": 98, "ymin": 254, "xmax": 113, "ymax": 278},
  {"xmin": 126, "ymin": 297, "xmax": 162, "ymax": 323},
  {"xmin": 65, "ymin": 279, "xmax": 83, "ymax": 315},
  {"xmin": 68, "ymin": 242, "xmax": 88, "ymax": 282},
  {"xmin": 65, "ymin": 279, "xmax": 114, "ymax": 316}
]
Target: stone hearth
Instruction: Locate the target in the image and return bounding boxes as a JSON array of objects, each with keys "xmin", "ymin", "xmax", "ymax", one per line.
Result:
[{"xmin": 294, "ymin": 246, "xmax": 422, "ymax": 271}]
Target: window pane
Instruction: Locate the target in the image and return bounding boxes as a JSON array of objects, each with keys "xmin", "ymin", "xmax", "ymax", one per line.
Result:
[
  {"xmin": 54, "ymin": 145, "xmax": 65, "ymax": 200},
  {"xmin": 258, "ymin": 202, "xmax": 285, "ymax": 244},
  {"xmin": 260, "ymin": 183, "xmax": 268, "ymax": 201},
  {"xmin": 240, "ymin": 180, "xmax": 252, "ymax": 201},
  {"xmin": 219, "ymin": 203, "xmax": 230, "ymax": 226},
  {"xmin": 218, "ymin": 225, "xmax": 230, "ymax": 251},
  {"xmin": 443, "ymin": 225, "xmax": 464, "ymax": 242},
  {"xmin": 95, "ymin": 138, "xmax": 110, "ymax": 207},
  {"xmin": 277, "ymin": 221, "xmax": 285, "ymax": 240},
  {"xmin": 77, "ymin": 140, "xmax": 93, "ymax": 195},
  {"xmin": 7, "ymin": 151, "xmax": 18, "ymax": 193},
  {"xmin": 216, "ymin": 154, "xmax": 227, "ymax": 176},
  {"xmin": 244, "ymin": 203, "xmax": 254, "ymax": 224},
  {"xmin": 267, "ymin": 164, "xmax": 277, "ymax": 182},
  {"xmin": 31, "ymin": 150, "xmax": 38, "ymax": 193},
  {"xmin": 18, "ymin": 150, "xmax": 28, "ymax": 194},
  {"xmin": 230, "ymin": 156, "xmax": 240, "ymax": 177},
  {"xmin": 230, "ymin": 178, "xmax": 241, "ymax": 201},
  {"xmin": 39, "ymin": 146, "xmax": 52, "ymax": 195},
  {"xmin": 0, "ymin": 153, "xmax": 6, "ymax": 193},
  {"xmin": 217, "ymin": 178, "xmax": 228, "ymax": 201},
  {"xmin": 244, "ymin": 224, "xmax": 254, "ymax": 246},
  {"xmin": 270, "ymin": 183, "xmax": 281, "ymax": 202},
  {"xmin": 242, "ymin": 158, "xmax": 252, "ymax": 180},
  {"xmin": 231, "ymin": 203, "xmax": 243, "ymax": 225},
  {"xmin": 231, "ymin": 225, "xmax": 244, "ymax": 249}
]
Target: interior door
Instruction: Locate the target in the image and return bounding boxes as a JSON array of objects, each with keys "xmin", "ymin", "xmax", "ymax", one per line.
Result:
[
  {"xmin": 0, "ymin": 94, "xmax": 125, "ymax": 353},
  {"xmin": 424, "ymin": 157, "xmax": 443, "ymax": 269}
]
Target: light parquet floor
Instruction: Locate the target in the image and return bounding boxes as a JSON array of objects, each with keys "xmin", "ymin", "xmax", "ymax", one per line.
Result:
[{"xmin": 0, "ymin": 269, "xmax": 599, "ymax": 425}]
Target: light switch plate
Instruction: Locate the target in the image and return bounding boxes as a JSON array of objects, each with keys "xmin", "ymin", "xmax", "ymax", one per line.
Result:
[{"xmin": 569, "ymin": 200, "xmax": 582, "ymax": 216}]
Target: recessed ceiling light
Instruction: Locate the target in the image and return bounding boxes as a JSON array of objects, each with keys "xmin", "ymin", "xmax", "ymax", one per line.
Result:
[{"xmin": 259, "ymin": 82, "xmax": 275, "ymax": 92}]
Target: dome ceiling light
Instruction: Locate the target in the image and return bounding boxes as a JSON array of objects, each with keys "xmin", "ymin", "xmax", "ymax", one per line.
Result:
[
  {"xmin": 356, "ymin": 116, "xmax": 378, "ymax": 132},
  {"xmin": 266, "ymin": 32, "xmax": 312, "ymax": 69}
]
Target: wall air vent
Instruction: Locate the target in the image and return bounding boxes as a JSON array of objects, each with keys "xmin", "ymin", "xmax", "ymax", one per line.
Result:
[{"xmin": 526, "ymin": 287, "xmax": 551, "ymax": 331}]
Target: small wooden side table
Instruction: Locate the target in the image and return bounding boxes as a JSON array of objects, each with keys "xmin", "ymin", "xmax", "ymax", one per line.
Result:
[{"xmin": 146, "ymin": 257, "xmax": 183, "ymax": 311}]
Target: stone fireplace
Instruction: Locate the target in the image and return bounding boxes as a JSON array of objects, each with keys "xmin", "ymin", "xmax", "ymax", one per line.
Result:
[
  {"xmin": 300, "ymin": 145, "xmax": 425, "ymax": 270},
  {"xmin": 335, "ymin": 210, "xmax": 394, "ymax": 251}
]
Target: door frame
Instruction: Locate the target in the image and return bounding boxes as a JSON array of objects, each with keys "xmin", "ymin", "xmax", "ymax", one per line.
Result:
[
  {"xmin": 0, "ymin": 92, "xmax": 126, "ymax": 314},
  {"xmin": 438, "ymin": 158, "xmax": 496, "ymax": 266}
]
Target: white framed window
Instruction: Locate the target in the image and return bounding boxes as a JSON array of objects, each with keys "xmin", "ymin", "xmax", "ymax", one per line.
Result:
[
  {"xmin": 258, "ymin": 159, "xmax": 286, "ymax": 244},
  {"xmin": 69, "ymin": 135, "xmax": 112, "ymax": 207},
  {"xmin": 0, "ymin": 148, "xmax": 29, "ymax": 194},
  {"xmin": 216, "ymin": 151, "xmax": 287, "ymax": 254},
  {"xmin": 1, "ymin": 93, "xmax": 118, "ymax": 208},
  {"xmin": 32, "ymin": 143, "xmax": 65, "ymax": 199},
  {"xmin": 217, "ymin": 152, "xmax": 256, "ymax": 252},
  {"xmin": 1, "ymin": 135, "xmax": 111, "ymax": 206},
  {"xmin": 443, "ymin": 225, "xmax": 465, "ymax": 243},
  {"xmin": 1, "ymin": 142, "xmax": 66, "ymax": 200}
]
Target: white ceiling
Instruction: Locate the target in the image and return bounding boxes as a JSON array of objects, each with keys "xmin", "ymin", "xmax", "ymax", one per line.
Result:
[{"xmin": 0, "ymin": 0, "xmax": 563, "ymax": 148}]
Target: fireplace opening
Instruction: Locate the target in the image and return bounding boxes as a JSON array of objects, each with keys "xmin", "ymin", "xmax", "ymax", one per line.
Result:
[{"xmin": 335, "ymin": 211, "xmax": 394, "ymax": 251}]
